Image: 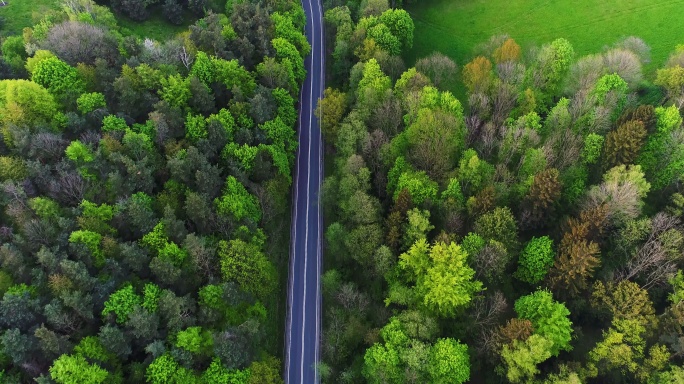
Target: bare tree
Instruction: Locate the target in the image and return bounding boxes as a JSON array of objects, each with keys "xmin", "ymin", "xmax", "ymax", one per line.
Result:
[
  {"xmin": 416, "ymin": 52, "xmax": 457, "ymax": 90},
  {"xmin": 48, "ymin": 171, "xmax": 86, "ymax": 206},
  {"xmin": 42, "ymin": 22, "xmax": 119, "ymax": 65},
  {"xmin": 614, "ymin": 36, "xmax": 651, "ymax": 64},
  {"xmin": 604, "ymin": 48, "xmax": 643, "ymax": 90},
  {"xmin": 470, "ymin": 291, "xmax": 507, "ymax": 329},
  {"xmin": 584, "ymin": 179, "xmax": 642, "ymax": 226},
  {"xmin": 491, "ymin": 81, "xmax": 517, "ymax": 126},
  {"xmin": 566, "ymin": 54, "xmax": 604, "ymax": 94},
  {"xmin": 616, "ymin": 213, "xmax": 684, "ymax": 289}
]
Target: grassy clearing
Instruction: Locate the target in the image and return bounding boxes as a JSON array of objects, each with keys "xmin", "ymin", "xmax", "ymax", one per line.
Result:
[
  {"xmin": 0, "ymin": 0, "xmax": 60, "ymax": 37},
  {"xmin": 116, "ymin": 8, "xmax": 194, "ymax": 41},
  {"xmin": 0, "ymin": 1, "xmax": 190, "ymax": 41},
  {"xmin": 406, "ymin": 0, "xmax": 684, "ymax": 76}
]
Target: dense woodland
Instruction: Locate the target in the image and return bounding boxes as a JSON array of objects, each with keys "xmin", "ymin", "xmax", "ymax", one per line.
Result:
[
  {"xmin": 318, "ymin": 0, "xmax": 684, "ymax": 382},
  {"xmin": 0, "ymin": 0, "xmax": 308, "ymax": 382}
]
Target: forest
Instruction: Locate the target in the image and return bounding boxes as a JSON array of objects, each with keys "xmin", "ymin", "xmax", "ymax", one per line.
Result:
[
  {"xmin": 317, "ymin": 0, "xmax": 684, "ymax": 382},
  {"xmin": 0, "ymin": 0, "xmax": 308, "ymax": 382},
  {"xmin": 3, "ymin": 0, "xmax": 684, "ymax": 382}
]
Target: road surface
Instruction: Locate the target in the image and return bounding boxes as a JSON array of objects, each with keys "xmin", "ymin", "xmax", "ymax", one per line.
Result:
[{"xmin": 284, "ymin": 0, "xmax": 324, "ymax": 380}]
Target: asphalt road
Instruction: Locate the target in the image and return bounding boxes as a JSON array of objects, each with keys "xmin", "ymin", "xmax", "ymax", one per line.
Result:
[{"xmin": 284, "ymin": 0, "xmax": 324, "ymax": 381}]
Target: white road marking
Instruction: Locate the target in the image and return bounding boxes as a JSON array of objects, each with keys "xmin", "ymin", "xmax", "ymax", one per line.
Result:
[
  {"xmin": 314, "ymin": 0, "xmax": 324, "ymax": 381},
  {"xmin": 300, "ymin": 0, "xmax": 316, "ymax": 381}
]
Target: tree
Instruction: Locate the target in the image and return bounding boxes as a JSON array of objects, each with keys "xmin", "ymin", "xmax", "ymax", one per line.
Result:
[
  {"xmin": 547, "ymin": 215, "xmax": 602, "ymax": 295},
  {"xmin": 591, "ymin": 280, "xmax": 657, "ymax": 331},
  {"xmin": 514, "ymin": 289, "xmax": 573, "ymax": 356},
  {"xmin": 159, "ymin": 74, "xmax": 191, "ymax": 110},
  {"xmin": 77, "ymin": 93, "xmax": 107, "ymax": 114},
  {"xmin": 0, "ymin": 79, "xmax": 60, "ymax": 131},
  {"xmin": 162, "ymin": 0, "xmax": 184, "ymax": 25},
  {"xmin": 637, "ymin": 105, "xmax": 684, "ymax": 190},
  {"xmin": 416, "ymin": 52, "xmax": 457, "ymax": 90},
  {"xmin": 102, "ymin": 285, "xmax": 142, "ymax": 324},
  {"xmin": 218, "ymin": 239, "xmax": 276, "ymax": 299},
  {"xmin": 31, "ymin": 56, "xmax": 84, "ymax": 100},
  {"xmin": 463, "ymin": 56, "xmax": 492, "ymax": 93},
  {"xmin": 521, "ymin": 168, "xmax": 561, "ymax": 228},
  {"xmin": 500, "ymin": 334, "xmax": 554, "ymax": 383},
  {"xmin": 474, "ymin": 207, "xmax": 519, "ymax": 253},
  {"xmin": 50, "ymin": 354, "xmax": 109, "ymax": 384},
  {"xmin": 406, "ymin": 108, "xmax": 464, "ymax": 180},
  {"xmin": 315, "ymin": 88, "xmax": 347, "ymax": 140},
  {"xmin": 604, "ymin": 120, "xmax": 647, "ymax": 168},
  {"xmin": 494, "ymin": 38, "xmax": 522, "ymax": 64},
  {"xmin": 587, "ymin": 319, "xmax": 670, "ymax": 381},
  {"xmin": 393, "ymin": 169, "xmax": 438, "ymax": 206},
  {"xmin": 427, "ymin": 338, "xmax": 470, "ymax": 383},
  {"xmin": 515, "ymin": 236, "xmax": 555, "ymax": 284},
  {"xmin": 655, "ymin": 65, "xmax": 684, "ymax": 105},
  {"xmin": 42, "ymin": 21, "xmax": 119, "ymax": 66},
  {"xmin": 248, "ymin": 355, "xmax": 284, "ymax": 384},
  {"xmin": 214, "ymin": 176, "xmax": 261, "ymax": 223},
  {"xmin": 396, "ymin": 239, "xmax": 483, "ymax": 317},
  {"xmin": 378, "ymin": 9, "xmax": 414, "ymax": 51},
  {"xmin": 533, "ymin": 38, "xmax": 574, "ymax": 101}
]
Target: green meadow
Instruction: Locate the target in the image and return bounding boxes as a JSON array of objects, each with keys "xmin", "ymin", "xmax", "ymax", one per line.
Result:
[
  {"xmin": 406, "ymin": 0, "xmax": 684, "ymax": 74},
  {"xmin": 0, "ymin": 1, "xmax": 190, "ymax": 41},
  {"xmin": 0, "ymin": 0, "xmax": 60, "ymax": 37}
]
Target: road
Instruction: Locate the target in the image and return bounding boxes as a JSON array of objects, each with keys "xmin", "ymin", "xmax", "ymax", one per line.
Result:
[{"xmin": 284, "ymin": 0, "xmax": 324, "ymax": 380}]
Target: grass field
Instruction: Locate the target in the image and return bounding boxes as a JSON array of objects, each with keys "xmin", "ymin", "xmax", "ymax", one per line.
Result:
[
  {"xmin": 0, "ymin": 0, "xmax": 190, "ymax": 41},
  {"xmin": 116, "ymin": 10, "xmax": 192, "ymax": 41},
  {"xmin": 406, "ymin": 0, "xmax": 684, "ymax": 77},
  {"xmin": 0, "ymin": 0, "xmax": 60, "ymax": 37}
]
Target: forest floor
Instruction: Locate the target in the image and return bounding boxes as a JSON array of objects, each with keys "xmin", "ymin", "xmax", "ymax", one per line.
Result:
[{"xmin": 405, "ymin": 0, "xmax": 684, "ymax": 98}]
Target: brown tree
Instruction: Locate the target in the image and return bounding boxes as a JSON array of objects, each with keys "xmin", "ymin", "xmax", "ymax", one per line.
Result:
[
  {"xmin": 603, "ymin": 120, "xmax": 646, "ymax": 168},
  {"xmin": 493, "ymin": 38, "xmax": 522, "ymax": 64},
  {"xmin": 463, "ymin": 56, "xmax": 493, "ymax": 93},
  {"xmin": 547, "ymin": 215, "xmax": 602, "ymax": 296},
  {"xmin": 520, "ymin": 168, "xmax": 561, "ymax": 229}
]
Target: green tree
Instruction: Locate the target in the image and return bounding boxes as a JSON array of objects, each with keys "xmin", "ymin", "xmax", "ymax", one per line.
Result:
[
  {"xmin": 315, "ymin": 88, "xmax": 347, "ymax": 140},
  {"xmin": 214, "ymin": 176, "xmax": 261, "ymax": 223},
  {"xmin": 159, "ymin": 74, "xmax": 191, "ymax": 110},
  {"xmin": 31, "ymin": 56, "xmax": 84, "ymax": 98},
  {"xmin": 50, "ymin": 354, "xmax": 109, "ymax": 384},
  {"xmin": 397, "ymin": 239, "xmax": 483, "ymax": 317},
  {"xmin": 0, "ymin": 79, "xmax": 60, "ymax": 130},
  {"xmin": 393, "ymin": 170, "xmax": 438, "ymax": 206},
  {"xmin": 500, "ymin": 334, "xmax": 554, "ymax": 383},
  {"xmin": 379, "ymin": 9, "xmax": 414, "ymax": 51},
  {"xmin": 427, "ymin": 338, "xmax": 470, "ymax": 383},
  {"xmin": 69, "ymin": 230, "xmax": 104, "ymax": 265},
  {"xmin": 176, "ymin": 326, "xmax": 212, "ymax": 354},
  {"xmin": 102, "ymin": 285, "xmax": 142, "ymax": 324},
  {"xmin": 474, "ymin": 207, "xmax": 519, "ymax": 253},
  {"xmin": 514, "ymin": 290, "xmax": 573, "ymax": 356},
  {"xmin": 218, "ymin": 239, "xmax": 276, "ymax": 299},
  {"xmin": 582, "ymin": 133, "xmax": 604, "ymax": 165},
  {"xmin": 146, "ymin": 353, "xmax": 198, "ymax": 384},
  {"xmin": 637, "ymin": 105, "xmax": 684, "ymax": 190},
  {"xmin": 515, "ymin": 236, "xmax": 555, "ymax": 284},
  {"xmin": 77, "ymin": 92, "xmax": 107, "ymax": 114},
  {"xmin": 248, "ymin": 355, "xmax": 284, "ymax": 384}
]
